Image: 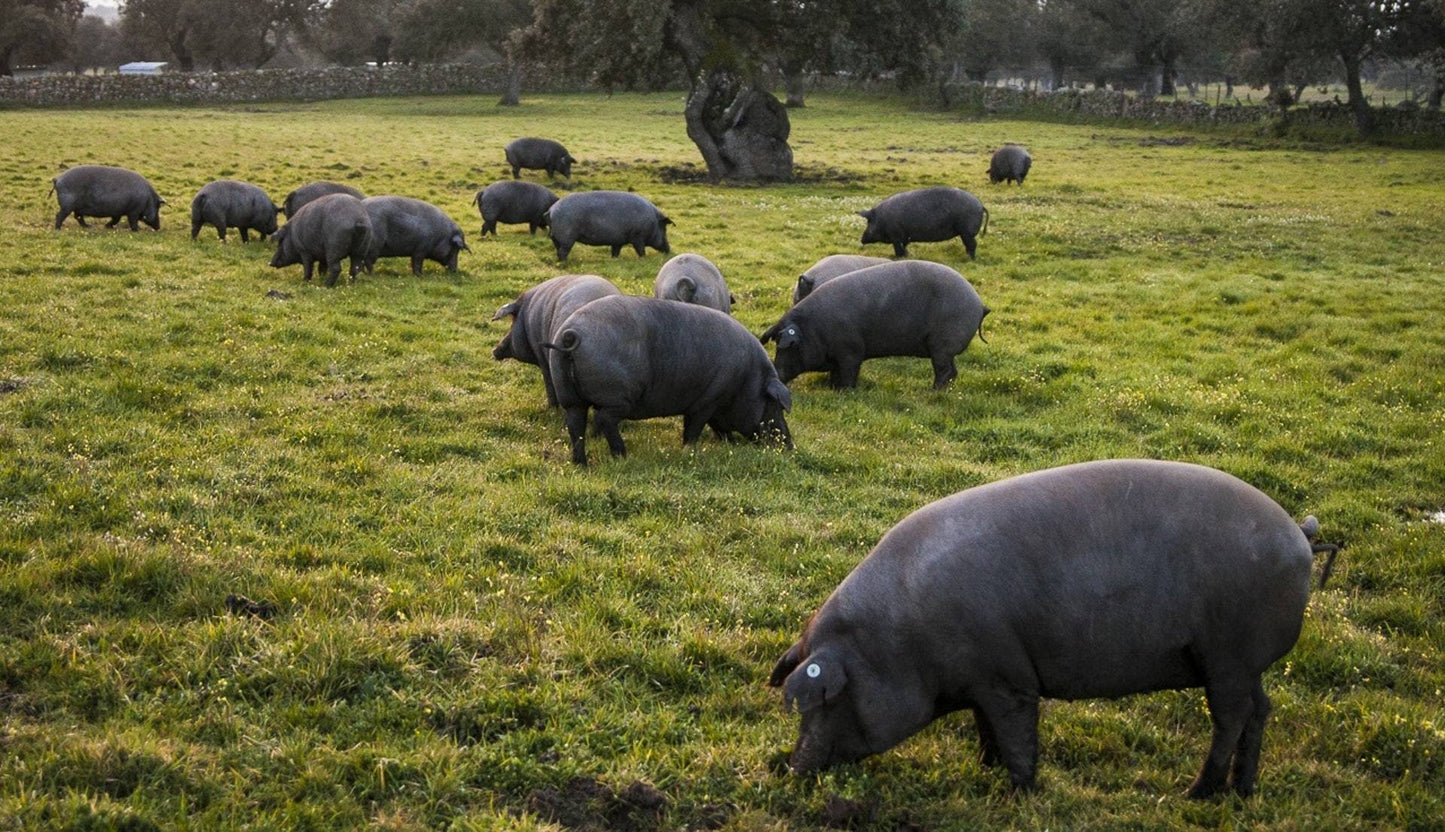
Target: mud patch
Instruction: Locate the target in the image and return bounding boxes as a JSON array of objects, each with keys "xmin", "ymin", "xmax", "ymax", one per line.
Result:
[
  {"xmin": 1136, "ymin": 135, "xmax": 1197, "ymax": 147},
  {"xmin": 527, "ymin": 776, "xmax": 668, "ymax": 831},
  {"xmin": 821, "ymin": 795, "xmax": 877, "ymax": 828},
  {"xmin": 654, "ymin": 162, "xmax": 865, "ymax": 186}
]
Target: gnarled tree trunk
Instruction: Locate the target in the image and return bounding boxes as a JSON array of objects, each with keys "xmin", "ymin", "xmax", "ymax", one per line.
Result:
[
  {"xmin": 1340, "ymin": 51, "xmax": 1373, "ymax": 133},
  {"xmin": 499, "ymin": 61, "xmax": 521, "ymax": 106},
  {"xmin": 684, "ymin": 68, "xmax": 793, "ymax": 182},
  {"xmin": 783, "ymin": 63, "xmax": 806, "ymax": 108},
  {"xmin": 669, "ymin": 2, "xmax": 792, "ymax": 182},
  {"xmin": 170, "ymin": 27, "xmax": 195, "ymax": 72}
]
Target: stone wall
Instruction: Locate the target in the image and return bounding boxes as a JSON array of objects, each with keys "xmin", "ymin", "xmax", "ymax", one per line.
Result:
[
  {"xmin": 6, "ymin": 67, "xmax": 1442, "ymax": 140},
  {"xmin": 940, "ymin": 82, "xmax": 1445, "ymax": 138},
  {"xmin": 0, "ymin": 64, "xmax": 530, "ymax": 107}
]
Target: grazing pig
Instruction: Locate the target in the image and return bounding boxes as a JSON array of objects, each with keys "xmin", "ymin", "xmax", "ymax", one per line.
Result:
[
  {"xmin": 771, "ymin": 459, "xmax": 1338, "ymax": 799},
  {"xmin": 505, "ymin": 137, "xmax": 575, "ymax": 179},
  {"xmin": 547, "ymin": 191, "xmax": 672, "ymax": 263},
  {"xmin": 475, "ymin": 180, "xmax": 559, "ymax": 236},
  {"xmin": 190, "ymin": 180, "xmax": 280, "ymax": 242},
  {"xmin": 792, "ymin": 254, "xmax": 891, "ymax": 304},
  {"xmin": 282, "ymin": 181, "xmax": 364, "ymax": 217},
  {"xmin": 858, "ymin": 187, "xmax": 989, "ymax": 258},
  {"xmin": 360, "ymin": 196, "xmax": 469, "ymax": 275},
  {"xmin": 545, "ymin": 296, "xmax": 793, "ymax": 466},
  {"xmin": 268, "ymin": 193, "xmax": 373, "ymax": 287},
  {"xmin": 51, "ymin": 165, "xmax": 165, "ymax": 231},
  {"xmin": 654, "ymin": 253, "xmax": 734, "ymax": 314},
  {"xmin": 760, "ymin": 260, "xmax": 988, "ymax": 390},
  {"xmin": 492, "ymin": 274, "xmax": 622, "ymax": 406},
  {"xmin": 988, "ymin": 144, "xmax": 1032, "ymax": 185}
]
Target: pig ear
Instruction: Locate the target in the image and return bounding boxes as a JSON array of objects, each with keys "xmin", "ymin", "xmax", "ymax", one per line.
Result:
[
  {"xmin": 766, "ymin": 377, "xmax": 792, "ymax": 412},
  {"xmin": 492, "ymin": 300, "xmax": 520, "ymax": 321},
  {"xmin": 675, "ymin": 276, "xmax": 697, "ymax": 302},
  {"xmin": 452, "ymin": 232, "xmax": 470, "ymax": 252},
  {"xmin": 856, "ymin": 209, "xmax": 872, "ymax": 219},
  {"xmin": 769, "ymin": 642, "xmax": 804, "ymax": 687},
  {"xmin": 783, "ymin": 651, "xmax": 848, "ymax": 713},
  {"xmin": 759, "ymin": 320, "xmax": 783, "ymax": 344},
  {"xmin": 661, "ymin": 215, "xmax": 675, "ymax": 227},
  {"xmin": 776, "ymin": 324, "xmax": 800, "ymax": 350}
]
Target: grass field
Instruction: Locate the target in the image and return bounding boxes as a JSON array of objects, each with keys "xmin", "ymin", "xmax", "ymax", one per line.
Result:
[{"xmin": 1, "ymin": 92, "xmax": 1443, "ymax": 831}]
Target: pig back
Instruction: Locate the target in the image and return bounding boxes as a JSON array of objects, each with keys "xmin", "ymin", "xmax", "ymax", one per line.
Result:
[
  {"xmin": 799, "ymin": 261, "xmax": 985, "ymax": 358},
  {"xmin": 829, "ymin": 459, "xmax": 1314, "ymax": 699}
]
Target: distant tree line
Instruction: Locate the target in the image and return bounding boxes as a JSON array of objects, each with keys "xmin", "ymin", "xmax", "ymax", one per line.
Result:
[{"xmin": 6, "ymin": 0, "xmax": 1442, "ymax": 175}]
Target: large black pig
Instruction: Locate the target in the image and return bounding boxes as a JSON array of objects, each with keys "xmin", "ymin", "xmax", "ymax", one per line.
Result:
[{"xmin": 771, "ymin": 459, "xmax": 1338, "ymax": 799}]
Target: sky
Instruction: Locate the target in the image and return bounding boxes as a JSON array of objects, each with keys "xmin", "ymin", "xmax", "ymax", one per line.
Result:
[{"xmin": 87, "ymin": 2, "xmax": 120, "ymax": 22}]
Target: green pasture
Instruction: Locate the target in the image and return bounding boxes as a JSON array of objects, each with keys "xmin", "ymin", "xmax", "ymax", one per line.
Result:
[{"xmin": 0, "ymin": 93, "xmax": 1442, "ymax": 831}]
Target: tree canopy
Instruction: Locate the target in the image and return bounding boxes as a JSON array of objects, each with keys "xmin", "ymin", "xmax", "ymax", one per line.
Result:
[{"xmin": 1, "ymin": 0, "xmax": 84, "ymax": 75}]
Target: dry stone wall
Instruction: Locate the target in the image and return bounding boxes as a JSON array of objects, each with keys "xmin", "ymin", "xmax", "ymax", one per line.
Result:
[
  {"xmin": 942, "ymin": 82, "xmax": 1445, "ymax": 137},
  {"xmin": 0, "ymin": 64, "xmax": 532, "ymax": 107},
  {"xmin": 4, "ymin": 68, "xmax": 1441, "ymax": 138}
]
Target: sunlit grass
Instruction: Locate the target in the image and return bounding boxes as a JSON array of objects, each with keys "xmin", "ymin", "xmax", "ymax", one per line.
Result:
[{"xmin": 0, "ymin": 92, "xmax": 1442, "ymax": 830}]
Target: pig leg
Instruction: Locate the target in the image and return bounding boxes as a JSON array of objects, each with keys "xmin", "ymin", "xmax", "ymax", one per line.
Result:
[
  {"xmin": 106, "ymin": 215, "xmax": 122, "ymax": 228},
  {"xmin": 301, "ymin": 257, "xmax": 315, "ymax": 282},
  {"xmin": 240, "ymin": 228, "xmax": 250, "ymax": 243},
  {"xmin": 1228, "ymin": 679, "xmax": 1271, "ymax": 796},
  {"xmin": 974, "ymin": 692, "xmax": 1040, "ymax": 791},
  {"xmin": 483, "ymin": 219, "xmax": 497, "ymax": 236},
  {"xmin": 972, "ymin": 708, "xmax": 1003, "ymax": 768},
  {"xmin": 325, "ymin": 259, "xmax": 342, "ymax": 287},
  {"xmin": 540, "ymin": 365, "xmax": 559, "ymax": 408},
  {"xmin": 191, "ymin": 218, "xmax": 204, "ymax": 240},
  {"xmin": 592, "ymin": 410, "xmax": 627, "ymax": 458},
  {"xmin": 610, "ymin": 245, "xmax": 622, "ymax": 258},
  {"xmin": 555, "ymin": 240, "xmax": 573, "ymax": 262},
  {"xmin": 892, "ymin": 241, "xmax": 908, "ymax": 257},
  {"xmin": 526, "ymin": 222, "xmax": 537, "ymax": 235},
  {"xmin": 73, "ymin": 213, "xmax": 90, "ymax": 228},
  {"xmin": 564, "ymin": 406, "xmax": 590, "ymax": 466},
  {"xmin": 55, "ymin": 207, "xmax": 72, "ymax": 229},
  {"xmin": 511, "ymin": 164, "xmax": 521, "ymax": 179},
  {"xmin": 411, "ymin": 255, "xmax": 424, "ymax": 276},
  {"xmin": 682, "ymin": 409, "xmax": 716, "ymax": 445},
  {"xmin": 126, "ymin": 215, "xmax": 140, "ymax": 232},
  {"xmin": 632, "ymin": 240, "xmax": 646, "ymax": 257},
  {"xmin": 931, "ymin": 354, "xmax": 958, "ymax": 389},
  {"xmin": 829, "ymin": 359, "xmax": 862, "ymax": 390},
  {"xmin": 962, "ymin": 234, "xmax": 978, "ymax": 260},
  {"xmin": 1186, "ymin": 678, "xmax": 1254, "ymax": 799},
  {"xmin": 217, "ymin": 225, "xmax": 228, "ymax": 241}
]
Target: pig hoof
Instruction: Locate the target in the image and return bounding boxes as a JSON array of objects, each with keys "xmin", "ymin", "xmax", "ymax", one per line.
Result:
[{"xmin": 1184, "ymin": 781, "xmax": 1224, "ymax": 800}]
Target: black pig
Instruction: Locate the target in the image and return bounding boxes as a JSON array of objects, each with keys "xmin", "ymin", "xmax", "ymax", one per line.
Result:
[
  {"xmin": 858, "ymin": 187, "xmax": 989, "ymax": 258},
  {"xmin": 268, "ymin": 193, "xmax": 373, "ymax": 287},
  {"xmin": 190, "ymin": 179, "xmax": 280, "ymax": 242},
  {"xmin": 475, "ymin": 180, "xmax": 559, "ymax": 236},
  {"xmin": 546, "ymin": 296, "xmax": 792, "ymax": 465},
  {"xmin": 51, "ymin": 165, "xmax": 164, "ymax": 231},
  {"xmin": 493, "ymin": 274, "xmax": 621, "ymax": 405},
  {"xmin": 772, "ymin": 459, "xmax": 1336, "ymax": 799},
  {"xmin": 761, "ymin": 260, "xmax": 988, "ymax": 389}
]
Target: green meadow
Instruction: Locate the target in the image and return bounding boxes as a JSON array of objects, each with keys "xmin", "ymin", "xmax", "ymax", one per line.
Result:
[{"xmin": 0, "ymin": 93, "xmax": 1442, "ymax": 831}]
